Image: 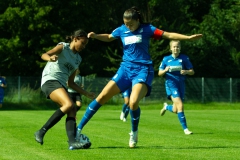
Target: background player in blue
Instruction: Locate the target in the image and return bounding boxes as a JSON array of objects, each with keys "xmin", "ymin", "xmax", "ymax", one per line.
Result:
[
  {"xmin": 0, "ymin": 73, "xmax": 7, "ymax": 108},
  {"xmin": 76, "ymin": 6, "xmax": 202, "ymax": 148},
  {"xmin": 158, "ymin": 40, "xmax": 194, "ymax": 135},
  {"xmin": 120, "ymin": 88, "xmax": 131, "ymax": 122}
]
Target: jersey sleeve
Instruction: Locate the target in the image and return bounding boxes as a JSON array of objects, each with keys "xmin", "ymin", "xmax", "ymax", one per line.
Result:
[
  {"xmin": 111, "ymin": 26, "xmax": 122, "ymax": 39},
  {"xmin": 183, "ymin": 56, "xmax": 193, "ymax": 69},
  {"xmin": 159, "ymin": 58, "xmax": 167, "ymax": 70},
  {"xmin": 152, "ymin": 29, "xmax": 164, "ymax": 40}
]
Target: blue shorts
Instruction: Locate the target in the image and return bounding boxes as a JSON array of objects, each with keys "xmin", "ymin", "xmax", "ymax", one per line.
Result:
[
  {"xmin": 112, "ymin": 62, "xmax": 154, "ymax": 97},
  {"xmin": 165, "ymin": 79, "xmax": 185, "ymax": 101},
  {"xmin": 122, "ymin": 88, "xmax": 132, "ymax": 98}
]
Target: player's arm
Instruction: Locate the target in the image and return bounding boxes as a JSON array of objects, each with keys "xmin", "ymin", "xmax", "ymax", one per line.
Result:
[
  {"xmin": 67, "ymin": 70, "xmax": 95, "ymax": 99},
  {"xmin": 1, "ymin": 78, "xmax": 7, "ymax": 88},
  {"xmin": 181, "ymin": 69, "xmax": 195, "ymax": 75},
  {"xmin": 88, "ymin": 32, "xmax": 116, "ymax": 42},
  {"xmin": 41, "ymin": 44, "xmax": 63, "ymax": 62},
  {"xmin": 162, "ymin": 32, "xmax": 202, "ymax": 40},
  {"xmin": 158, "ymin": 67, "xmax": 170, "ymax": 77}
]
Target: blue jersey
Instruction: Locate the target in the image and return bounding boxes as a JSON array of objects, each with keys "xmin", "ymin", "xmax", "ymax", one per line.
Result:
[
  {"xmin": 111, "ymin": 24, "xmax": 164, "ymax": 64},
  {"xmin": 0, "ymin": 77, "xmax": 6, "ymax": 94},
  {"xmin": 159, "ymin": 54, "xmax": 193, "ymax": 81}
]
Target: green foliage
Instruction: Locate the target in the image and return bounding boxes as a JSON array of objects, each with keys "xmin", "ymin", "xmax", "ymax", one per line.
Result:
[{"xmin": 0, "ymin": 0, "xmax": 240, "ymax": 77}]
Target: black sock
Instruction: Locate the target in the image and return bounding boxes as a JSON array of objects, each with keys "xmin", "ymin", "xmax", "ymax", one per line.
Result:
[
  {"xmin": 66, "ymin": 117, "xmax": 76, "ymax": 144},
  {"xmin": 40, "ymin": 109, "xmax": 65, "ymax": 133}
]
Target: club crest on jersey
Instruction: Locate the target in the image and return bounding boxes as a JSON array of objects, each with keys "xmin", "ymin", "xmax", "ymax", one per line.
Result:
[{"xmin": 124, "ymin": 35, "xmax": 142, "ymax": 45}]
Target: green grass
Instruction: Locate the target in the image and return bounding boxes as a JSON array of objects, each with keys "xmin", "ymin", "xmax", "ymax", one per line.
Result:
[{"xmin": 0, "ymin": 106, "xmax": 240, "ymax": 160}]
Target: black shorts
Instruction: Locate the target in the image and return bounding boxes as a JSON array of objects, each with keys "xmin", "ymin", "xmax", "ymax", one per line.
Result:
[
  {"xmin": 68, "ymin": 92, "xmax": 82, "ymax": 102},
  {"xmin": 41, "ymin": 80, "xmax": 67, "ymax": 99}
]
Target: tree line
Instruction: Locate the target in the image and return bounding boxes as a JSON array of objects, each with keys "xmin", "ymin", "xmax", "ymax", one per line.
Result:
[{"xmin": 0, "ymin": 0, "xmax": 240, "ymax": 78}]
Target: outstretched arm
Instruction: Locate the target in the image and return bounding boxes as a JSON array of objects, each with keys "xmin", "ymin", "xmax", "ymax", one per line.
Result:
[
  {"xmin": 163, "ymin": 32, "xmax": 203, "ymax": 40},
  {"xmin": 88, "ymin": 32, "xmax": 116, "ymax": 42}
]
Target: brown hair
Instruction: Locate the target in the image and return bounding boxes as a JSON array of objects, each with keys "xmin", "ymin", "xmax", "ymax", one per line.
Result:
[
  {"xmin": 66, "ymin": 29, "xmax": 88, "ymax": 42},
  {"xmin": 123, "ymin": 6, "xmax": 144, "ymax": 23}
]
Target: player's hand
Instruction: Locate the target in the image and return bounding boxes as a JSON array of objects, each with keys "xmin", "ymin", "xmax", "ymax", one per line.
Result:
[
  {"xmin": 87, "ymin": 92, "xmax": 96, "ymax": 100},
  {"xmin": 88, "ymin": 32, "xmax": 96, "ymax": 39},
  {"xmin": 165, "ymin": 66, "xmax": 170, "ymax": 72},
  {"xmin": 189, "ymin": 34, "xmax": 203, "ymax": 40},
  {"xmin": 180, "ymin": 70, "xmax": 188, "ymax": 75},
  {"xmin": 49, "ymin": 55, "xmax": 58, "ymax": 62}
]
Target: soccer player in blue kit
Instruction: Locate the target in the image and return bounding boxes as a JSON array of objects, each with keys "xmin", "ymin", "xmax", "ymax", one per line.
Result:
[
  {"xmin": 76, "ymin": 6, "xmax": 202, "ymax": 147},
  {"xmin": 0, "ymin": 74, "xmax": 7, "ymax": 108},
  {"xmin": 158, "ymin": 40, "xmax": 194, "ymax": 135}
]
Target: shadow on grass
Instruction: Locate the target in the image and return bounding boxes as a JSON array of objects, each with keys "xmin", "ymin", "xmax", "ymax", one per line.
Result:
[
  {"xmin": 96, "ymin": 145, "xmax": 240, "ymax": 149},
  {"xmin": 1, "ymin": 101, "xmax": 58, "ymax": 110}
]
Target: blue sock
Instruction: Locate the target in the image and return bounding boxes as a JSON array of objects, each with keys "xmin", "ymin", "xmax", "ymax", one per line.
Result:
[
  {"xmin": 130, "ymin": 107, "xmax": 141, "ymax": 132},
  {"xmin": 122, "ymin": 103, "xmax": 128, "ymax": 112},
  {"xmin": 166, "ymin": 105, "xmax": 173, "ymax": 112},
  {"xmin": 77, "ymin": 99, "xmax": 102, "ymax": 129},
  {"xmin": 124, "ymin": 107, "xmax": 129, "ymax": 118},
  {"xmin": 177, "ymin": 112, "xmax": 187, "ymax": 130}
]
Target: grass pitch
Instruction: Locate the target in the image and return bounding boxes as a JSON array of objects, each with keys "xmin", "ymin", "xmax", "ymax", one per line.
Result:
[{"xmin": 0, "ymin": 104, "xmax": 240, "ymax": 160}]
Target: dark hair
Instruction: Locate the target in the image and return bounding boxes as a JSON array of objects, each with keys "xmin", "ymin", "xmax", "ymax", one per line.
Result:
[
  {"xmin": 66, "ymin": 29, "xmax": 87, "ymax": 42},
  {"xmin": 123, "ymin": 6, "xmax": 143, "ymax": 23}
]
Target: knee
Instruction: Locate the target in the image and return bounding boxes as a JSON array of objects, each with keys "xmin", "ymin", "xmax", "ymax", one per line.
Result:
[{"xmin": 62, "ymin": 102, "xmax": 74, "ymax": 112}]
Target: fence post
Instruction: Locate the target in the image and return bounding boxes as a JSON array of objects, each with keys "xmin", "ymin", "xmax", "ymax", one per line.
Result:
[
  {"xmin": 82, "ymin": 76, "xmax": 84, "ymax": 89},
  {"xmin": 202, "ymin": 77, "xmax": 204, "ymax": 103},
  {"xmin": 230, "ymin": 77, "xmax": 232, "ymax": 103},
  {"xmin": 18, "ymin": 76, "xmax": 21, "ymax": 102}
]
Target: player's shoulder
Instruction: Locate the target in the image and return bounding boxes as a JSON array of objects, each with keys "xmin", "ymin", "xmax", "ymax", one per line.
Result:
[
  {"xmin": 179, "ymin": 54, "xmax": 190, "ymax": 59},
  {"xmin": 163, "ymin": 54, "xmax": 172, "ymax": 60}
]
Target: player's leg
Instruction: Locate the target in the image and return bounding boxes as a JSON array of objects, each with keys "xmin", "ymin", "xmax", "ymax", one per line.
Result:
[
  {"xmin": 76, "ymin": 80, "xmax": 121, "ymax": 133},
  {"xmin": 34, "ymin": 87, "xmax": 74, "ymax": 145},
  {"xmin": 0, "ymin": 94, "xmax": 3, "ymax": 108},
  {"xmin": 66, "ymin": 107, "xmax": 91, "ymax": 150},
  {"xmin": 120, "ymin": 96, "xmax": 128, "ymax": 120},
  {"xmin": 160, "ymin": 83, "xmax": 174, "ymax": 116},
  {"xmin": 75, "ymin": 94, "xmax": 82, "ymax": 111},
  {"xmin": 172, "ymin": 96, "xmax": 192, "ymax": 135},
  {"xmin": 128, "ymin": 83, "xmax": 148, "ymax": 148}
]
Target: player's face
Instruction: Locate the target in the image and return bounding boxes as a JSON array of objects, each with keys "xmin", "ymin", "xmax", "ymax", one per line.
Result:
[
  {"xmin": 75, "ymin": 38, "xmax": 88, "ymax": 52},
  {"xmin": 170, "ymin": 41, "xmax": 181, "ymax": 56},
  {"xmin": 123, "ymin": 18, "xmax": 140, "ymax": 32}
]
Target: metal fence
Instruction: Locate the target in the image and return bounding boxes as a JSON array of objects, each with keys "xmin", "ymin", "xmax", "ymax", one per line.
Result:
[{"xmin": 3, "ymin": 76, "xmax": 240, "ymax": 103}]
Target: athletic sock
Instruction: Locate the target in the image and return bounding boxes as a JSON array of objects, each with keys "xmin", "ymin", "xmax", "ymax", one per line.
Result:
[
  {"xmin": 65, "ymin": 117, "xmax": 76, "ymax": 144},
  {"xmin": 40, "ymin": 108, "xmax": 65, "ymax": 133},
  {"xmin": 124, "ymin": 107, "xmax": 130, "ymax": 118},
  {"xmin": 130, "ymin": 107, "xmax": 141, "ymax": 132},
  {"xmin": 122, "ymin": 103, "xmax": 128, "ymax": 113},
  {"xmin": 77, "ymin": 99, "xmax": 102, "ymax": 130},
  {"xmin": 177, "ymin": 112, "xmax": 187, "ymax": 130},
  {"xmin": 166, "ymin": 105, "xmax": 173, "ymax": 112}
]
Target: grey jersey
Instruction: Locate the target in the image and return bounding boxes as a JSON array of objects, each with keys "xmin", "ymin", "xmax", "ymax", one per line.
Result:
[
  {"xmin": 68, "ymin": 74, "xmax": 82, "ymax": 93},
  {"xmin": 41, "ymin": 42, "xmax": 82, "ymax": 89}
]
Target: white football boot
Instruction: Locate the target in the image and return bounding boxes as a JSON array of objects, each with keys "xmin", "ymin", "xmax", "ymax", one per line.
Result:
[
  {"xmin": 129, "ymin": 130, "xmax": 138, "ymax": 148},
  {"xmin": 160, "ymin": 102, "xmax": 168, "ymax": 116},
  {"xmin": 184, "ymin": 129, "xmax": 193, "ymax": 135},
  {"xmin": 120, "ymin": 112, "xmax": 125, "ymax": 120}
]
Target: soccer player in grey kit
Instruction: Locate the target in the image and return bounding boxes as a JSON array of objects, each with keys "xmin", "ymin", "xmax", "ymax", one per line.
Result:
[{"xmin": 34, "ymin": 29, "xmax": 95, "ymax": 150}]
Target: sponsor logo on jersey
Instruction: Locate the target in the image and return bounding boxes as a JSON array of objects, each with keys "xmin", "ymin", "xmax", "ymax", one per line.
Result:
[{"xmin": 124, "ymin": 35, "xmax": 142, "ymax": 45}]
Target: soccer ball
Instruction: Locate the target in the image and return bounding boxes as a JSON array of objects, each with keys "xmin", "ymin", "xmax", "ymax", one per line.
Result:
[{"xmin": 79, "ymin": 134, "xmax": 91, "ymax": 143}]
